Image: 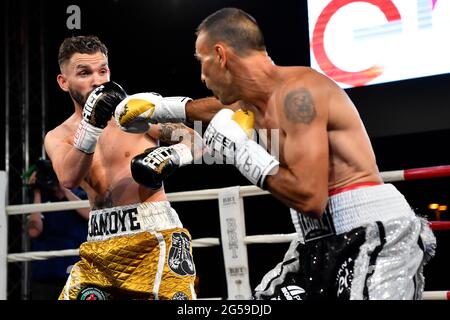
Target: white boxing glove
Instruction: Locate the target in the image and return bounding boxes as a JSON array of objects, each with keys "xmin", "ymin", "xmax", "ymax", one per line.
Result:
[
  {"xmin": 114, "ymin": 92, "xmax": 192, "ymax": 133},
  {"xmin": 204, "ymin": 109, "xmax": 279, "ymax": 188},
  {"xmin": 235, "ymin": 139, "xmax": 279, "ymax": 188},
  {"xmin": 204, "ymin": 109, "xmax": 248, "ymax": 160}
]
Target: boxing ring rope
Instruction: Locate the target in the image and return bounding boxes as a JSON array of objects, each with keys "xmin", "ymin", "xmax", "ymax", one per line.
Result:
[
  {"xmin": 6, "ymin": 234, "xmax": 299, "ymax": 263},
  {"xmin": 1, "ymin": 165, "xmax": 450, "ymax": 300},
  {"xmin": 381, "ymin": 165, "xmax": 450, "ymax": 182}
]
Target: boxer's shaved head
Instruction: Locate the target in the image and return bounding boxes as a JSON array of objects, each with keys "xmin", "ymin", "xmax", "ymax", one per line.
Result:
[{"xmin": 196, "ymin": 7, "xmax": 265, "ymax": 56}]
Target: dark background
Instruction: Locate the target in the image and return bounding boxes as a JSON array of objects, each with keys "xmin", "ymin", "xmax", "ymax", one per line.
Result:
[{"xmin": 1, "ymin": 0, "xmax": 450, "ymax": 299}]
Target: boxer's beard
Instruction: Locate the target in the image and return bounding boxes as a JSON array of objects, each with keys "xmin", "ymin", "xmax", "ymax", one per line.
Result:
[{"xmin": 68, "ymin": 87, "xmax": 87, "ymax": 107}]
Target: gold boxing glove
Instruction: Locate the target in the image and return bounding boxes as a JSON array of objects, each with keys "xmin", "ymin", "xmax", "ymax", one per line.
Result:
[
  {"xmin": 114, "ymin": 92, "xmax": 192, "ymax": 133},
  {"xmin": 231, "ymin": 109, "xmax": 255, "ymax": 139}
]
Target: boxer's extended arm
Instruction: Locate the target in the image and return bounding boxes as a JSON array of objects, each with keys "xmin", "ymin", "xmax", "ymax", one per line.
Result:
[
  {"xmin": 148, "ymin": 123, "xmax": 196, "ymax": 144},
  {"xmin": 46, "ymin": 81, "xmax": 127, "ymax": 189},
  {"xmin": 115, "ymin": 93, "xmax": 191, "ymax": 133},
  {"xmin": 147, "ymin": 123, "xmax": 203, "ymax": 162},
  {"xmin": 115, "ymin": 94, "xmax": 242, "ymax": 133},
  {"xmin": 264, "ymin": 87, "xmax": 329, "ymax": 218},
  {"xmin": 146, "ymin": 123, "xmax": 203, "ymax": 152},
  {"xmin": 131, "ymin": 144, "xmax": 193, "ymax": 190},
  {"xmin": 185, "ymin": 97, "xmax": 240, "ymax": 123},
  {"xmin": 131, "ymin": 123, "xmax": 201, "ymax": 190}
]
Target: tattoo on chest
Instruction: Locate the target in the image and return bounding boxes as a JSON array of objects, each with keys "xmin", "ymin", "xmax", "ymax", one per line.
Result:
[
  {"xmin": 284, "ymin": 88, "xmax": 316, "ymax": 124},
  {"xmin": 92, "ymin": 189, "xmax": 113, "ymax": 210}
]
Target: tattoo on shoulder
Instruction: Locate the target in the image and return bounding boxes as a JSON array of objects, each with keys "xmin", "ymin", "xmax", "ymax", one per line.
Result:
[
  {"xmin": 159, "ymin": 123, "xmax": 187, "ymax": 144},
  {"xmin": 284, "ymin": 88, "xmax": 316, "ymax": 124}
]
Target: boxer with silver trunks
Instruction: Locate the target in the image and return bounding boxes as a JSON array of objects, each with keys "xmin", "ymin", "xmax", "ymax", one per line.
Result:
[
  {"xmin": 189, "ymin": 8, "xmax": 436, "ymax": 300},
  {"xmin": 254, "ymin": 183, "xmax": 436, "ymax": 300}
]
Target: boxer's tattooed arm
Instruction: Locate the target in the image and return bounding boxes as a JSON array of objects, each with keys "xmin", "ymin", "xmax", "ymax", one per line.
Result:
[
  {"xmin": 283, "ymin": 88, "xmax": 316, "ymax": 124},
  {"xmin": 158, "ymin": 123, "xmax": 192, "ymax": 144},
  {"xmin": 158, "ymin": 123, "xmax": 203, "ymax": 158}
]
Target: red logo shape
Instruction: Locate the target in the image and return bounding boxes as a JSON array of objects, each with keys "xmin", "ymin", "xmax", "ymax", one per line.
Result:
[{"xmin": 312, "ymin": 0, "xmax": 401, "ymax": 86}]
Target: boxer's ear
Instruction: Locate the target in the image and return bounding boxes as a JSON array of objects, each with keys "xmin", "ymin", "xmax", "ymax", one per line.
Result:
[
  {"xmin": 57, "ymin": 74, "xmax": 69, "ymax": 92},
  {"xmin": 214, "ymin": 44, "xmax": 227, "ymax": 68}
]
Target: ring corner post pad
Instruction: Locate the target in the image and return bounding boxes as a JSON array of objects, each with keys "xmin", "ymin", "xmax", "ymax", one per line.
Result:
[
  {"xmin": 0, "ymin": 171, "xmax": 8, "ymax": 300},
  {"xmin": 218, "ymin": 186, "xmax": 252, "ymax": 300}
]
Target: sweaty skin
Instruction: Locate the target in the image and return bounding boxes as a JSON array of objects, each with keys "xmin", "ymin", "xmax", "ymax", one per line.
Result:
[
  {"xmin": 46, "ymin": 52, "xmax": 193, "ymax": 209},
  {"xmin": 195, "ymin": 31, "xmax": 382, "ymax": 218}
]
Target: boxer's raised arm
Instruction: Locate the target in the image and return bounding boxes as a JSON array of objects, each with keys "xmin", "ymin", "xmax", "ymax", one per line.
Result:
[
  {"xmin": 46, "ymin": 81, "xmax": 126, "ymax": 189},
  {"xmin": 45, "ymin": 129, "xmax": 93, "ymax": 189}
]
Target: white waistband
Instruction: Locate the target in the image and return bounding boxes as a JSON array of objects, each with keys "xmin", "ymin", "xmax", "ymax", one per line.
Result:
[
  {"xmin": 291, "ymin": 184, "xmax": 414, "ymax": 242},
  {"xmin": 87, "ymin": 201, "xmax": 182, "ymax": 241}
]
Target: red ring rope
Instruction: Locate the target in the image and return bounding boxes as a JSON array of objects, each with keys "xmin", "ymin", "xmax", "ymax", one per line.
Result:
[
  {"xmin": 429, "ymin": 221, "xmax": 450, "ymax": 231},
  {"xmin": 404, "ymin": 165, "xmax": 450, "ymax": 181}
]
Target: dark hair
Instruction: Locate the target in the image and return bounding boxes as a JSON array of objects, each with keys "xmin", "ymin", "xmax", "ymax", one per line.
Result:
[
  {"xmin": 196, "ymin": 7, "xmax": 265, "ymax": 55},
  {"xmin": 58, "ymin": 35, "xmax": 108, "ymax": 67}
]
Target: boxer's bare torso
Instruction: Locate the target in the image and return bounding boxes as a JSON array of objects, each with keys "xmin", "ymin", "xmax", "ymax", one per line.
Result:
[{"xmin": 45, "ymin": 114, "xmax": 168, "ymax": 209}]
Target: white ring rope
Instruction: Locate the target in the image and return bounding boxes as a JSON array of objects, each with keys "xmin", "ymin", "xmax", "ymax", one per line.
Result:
[
  {"xmin": 6, "ymin": 162, "xmax": 450, "ymax": 215},
  {"xmin": 7, "ymin": 249, "xmax": 79, "ymax": 262},
  {"xmin": 5, "ymin": 186, "xmax": 270, "ymax": 215},
  {"xmin": 7, "ymin": 234, "xmax": 297, "ymax": 262},
  {"xmin": 6, "ymin": 200, "xmax": 89, "ymax": 215},
  {"xmin": 7, "ymin": 163, "xmax": 450, "ymax": 215},
  {"xmin": 422, "ymin": 291, "xmax": 450, "ymax": 300}
]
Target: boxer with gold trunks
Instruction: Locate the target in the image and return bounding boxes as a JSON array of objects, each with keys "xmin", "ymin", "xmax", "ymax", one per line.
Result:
[
  {"xmin": 45, "ymin": 36, "xmax": 229, "ymax": 300},
  {"xmin": 60, "ymin": 202, "xmax": 195, "ymax": 300}
]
